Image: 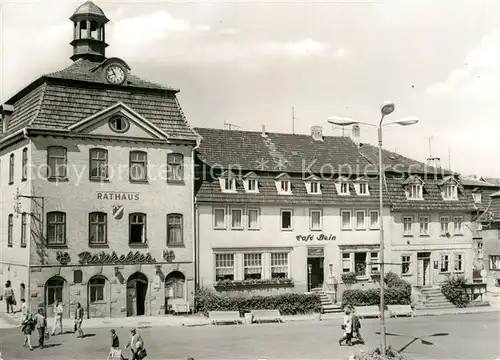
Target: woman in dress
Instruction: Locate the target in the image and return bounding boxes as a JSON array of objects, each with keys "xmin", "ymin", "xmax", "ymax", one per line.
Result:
[{"xmin": 21, "ymin": 310, "xmax": 35, "ymax": 350}]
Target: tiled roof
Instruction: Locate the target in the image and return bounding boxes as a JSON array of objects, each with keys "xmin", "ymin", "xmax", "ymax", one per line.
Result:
[
  {"xmin": 1, "ymin": 60, "xmax": 197, "ymax": 141},
  {"xmin": 487, "ymin": 196, "xmax": 500, "ymax": 222},
  {"xmin": 385, "ymin": 177, "xmax": 475, "ymax": 212},
  {"xmin": 194, "ymin": 127, "xmax": 376, "ymax": 175},
  {"xmin": 460, "ymin": 176, "xmax": 499, "ymax": 187},
  {"xmin": 72, "ymin": 1, "xmax": 107, "ymax": 19},
  {"xmin": 196, "ymin": 175, "xmax": 388, "ymax": 206},
  {"xmin": 358, "ymin": 143, "xmax": 452, "ymax": 175},
  {"xmin": 484, "ymin": 177, "xmax": 500, "ymax": 187}
]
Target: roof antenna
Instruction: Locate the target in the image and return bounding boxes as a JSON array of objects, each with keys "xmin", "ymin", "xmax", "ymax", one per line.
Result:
[
  {"xmin": 292, "ymin": 106, "xmax": 296, "ymax": 134},
  {"xmin": 224, "ymin": 121, "xmax": 241, "ymax": 130}
]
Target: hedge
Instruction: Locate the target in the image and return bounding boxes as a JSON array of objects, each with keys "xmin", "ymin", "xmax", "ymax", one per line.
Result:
[
  {"xmin": 342, "ymin": 272, "xmax": 411, "ymax": 308},
  {"xmin": 441, "ymin": 275, "xmax": 470, "ymax": 308},
  {"xmin": 195, "ymin": 288, "xmax": 321, "ymax": 316}
]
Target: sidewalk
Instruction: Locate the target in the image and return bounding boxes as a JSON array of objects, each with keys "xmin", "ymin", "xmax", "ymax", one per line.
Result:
[{"xmin": 1, "ymin": 305, "xmax": 498, "ymax": 330}]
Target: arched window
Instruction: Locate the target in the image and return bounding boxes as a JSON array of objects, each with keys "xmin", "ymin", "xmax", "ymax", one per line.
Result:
[
  {"xmin": 167, "ymin": 214, "xmax": 183, "ymax": 245},
  {"xmin": 89, "ymin": 276, "xmax": 106, "ymax": 303},
  {"xmin": 167, "ymin": 153, "xmax": 184, "ymax": 182},
  {"xmin": 46, "ymin": 276, "xmax": 65, "ymax": 306},
  {"xmin": 46, "ymin": 211, "xmax": 66, "ymax": 245},
  {"xmin": 89, "ymin": 148, "xmax": 108, "ymax": 180},
  {"xmin": 165, "ymin": 271, "xmax": 185, "ymax": 299},
  {"xmin": 89, "ymin": 212, "xmax": 107, "ymax": 245}
]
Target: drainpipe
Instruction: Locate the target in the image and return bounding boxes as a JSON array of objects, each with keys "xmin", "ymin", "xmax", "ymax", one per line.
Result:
[{"xmin": 191, "ymin": 140, "xmax": 200, "ymax": 311}]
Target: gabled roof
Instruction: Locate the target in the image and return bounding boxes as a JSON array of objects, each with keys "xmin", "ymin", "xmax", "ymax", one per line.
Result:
[
  {"xmin": 305, "ymin": 175, "xmax": 320, "ymax": 181},
  {"xmin": 484, "ymin": 177, "xmax": 500, "ymax": 187},
  {"xmin": 354, "ymin": 176, "xmax": 370, "ymax": 183},
  {"xmin": 437, "ymin": 176, "xmax": 459, "ymax": 186},
  {"xmin": 460, "ymin": 175, "xmax": 499, "ymax": 188},
  {"xmin": 335, "ymin": 175, "xmax": 350, "ymax": 183},
  {"xmin": 275, "ymin": 173, "xmax": 291, "ymax": 180},
  {"xmin": 219, "ymin": 170, "xmax": 237, "ymax": 179},
  {"xmin": 402, "ymin": 175, "xmax": 425, "ymax": 185},
  {"xmin": 243, "ymin": 172, "xmax": 259, "ymax": 179},
  {"xmin": 194, "ymin": 127, "xmax": 376, "ymax": 175}
]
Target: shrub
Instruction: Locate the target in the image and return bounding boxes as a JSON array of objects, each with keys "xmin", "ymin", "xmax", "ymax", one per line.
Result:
[
  {"xmin": 342, "ymin": 272, "xmax": 411, "ymax": 308},
  {"xmin": 350, "ymin": 347, "xmax": 413, "ymax": 360},
  {"xmin": 341, "ymin": 272, "xmax": 357, "ymax": 284},
  {"xmin": 194, "ymin": 288, "xmax": 321, "ymax": 316},
  {"xmin": 441, "ymin": 275, "xmax": 470, "ymax": 308}
]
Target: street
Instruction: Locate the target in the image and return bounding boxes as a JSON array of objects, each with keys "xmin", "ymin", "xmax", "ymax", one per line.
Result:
[{"xmin": 0, "ymin": 312, "xmax": 499, "ymax": 359}]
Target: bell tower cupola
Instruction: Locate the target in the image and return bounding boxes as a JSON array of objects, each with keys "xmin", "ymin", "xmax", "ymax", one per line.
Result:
[{"xmin": 70, "ymin": 1, "xmax": 109, "ymax": 62}]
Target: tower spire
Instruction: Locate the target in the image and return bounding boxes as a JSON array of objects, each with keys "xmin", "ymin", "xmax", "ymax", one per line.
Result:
[{"xmin": 69, "ymin": 1, "xmax": 109, "ymax": 62}]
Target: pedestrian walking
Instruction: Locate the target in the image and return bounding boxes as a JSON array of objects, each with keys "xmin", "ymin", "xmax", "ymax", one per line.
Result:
[
  {"xmin": 34, "ymin": 308, "xmax": 48, "ymax": 349},
  {"xmin": 125, "ymin": 328, "xmax": 147, "ymax": 359},
  {"xmin": 20, "ymin": 298, "xmax": 28, "ymax": 316},
  {"xmin": 349, "ymin": 305, "xmax": 365, "ymax": 344},
  {"xmin": 51, "ymin": 301, "xmax": 64, "ymax": 336},
  {"xmin": 74, "ymin": 302, "xmax": 84, "ymax": 338},
  {"xmin": 4, "ymin": 281, "xmax": 15, "ymax": 313},
  {"xmin": 20, "ymin": 309, "xmax": 35, "ymax": 351},
  {"xmin": 338, "ymin": 306, "xmax": 353, "ymax": 346},
  {"xmin": 107, "ymin": 329, "xmax": 124, "ymax": 360}
]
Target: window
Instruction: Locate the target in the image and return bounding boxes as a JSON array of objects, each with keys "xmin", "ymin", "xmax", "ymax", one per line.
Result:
[
  {"xmin": 408, "ymin": 183, "xmax": 422, "ymax": 199},
  {"xmin": 47, "ymin": 147, "xmax": 67, "ymax": 179},
  {"xmin": 243, "ymin": 253, "xmax": 262, "ymax": 280},
  {"xmin": 73, "ymin": 270, "xmax": 83, "ymax": 284},
  {"xmin": 402, "ymin": 216, "xmax": 413, "ymax": 236},
  {"xmin": 342, "ymin": 253, "xmax": 351, "ymax": 273},
  {"xmin": 221, "ymin": 178, "xmax": 236, "ymax": 192},
  {"xmin": 478, "ymin": 241, "xmax": 484, "ymax": 260},
  {"xmin": 453, "ymin": 216, "xmax": 463, "ymax": 235},
  {"xmin": 354, "ymin": 253, "xmax": 367, "ymax": 276},
  {"xmin": 490, "ymin": 255, "xmax": 500, "ymax": 270},
  {"xmin": 356, "ymin": 211, "xmax": 366, "ymax": 230},
  {"xmin": 443, "ymin": 185, "xmax": 458, "ymax": 200},
  {"xmin": 167, "ymin": 153, "xmax": 184, "ymax": 182},
  {"xmin": 21, "ymin": 213, "xmax": 27, "ymax": 247},
  {"xmin": 472, "ymin": 192, "xmax": 482, "ymax": 204},
  {"xmin": 213, "ymin": 208, "xmax": 226, "ymax": 229},
  {"xmin": 370, "ymin": 211, "xmax": 379, "ymax": 229},
  {"xmin": 341, "ymin": 210, "xmax": 352, "ymax": 230},
  {"xmin": 440, "ymin": 254, "xmax": 450, "ymax": 272},
  {"xmin": 280, "ymin": 180, "xmax": 291, "ymax": 193},
  {"xmin": 309, "ymin": 182, "xmax": 320, "ymax": 194},
  {"xmin": 247, "ymin": 208, "xmax": 260, "ymax": 230},
  {"xmin": 129, "ymin": 151, "xmax": 147, "ymax": 181},
  {"xmin": 109, "ymin": 116, "xmax": 129, "ymax": 133},
  {"xmin": 215, "ymin": 254, "xmax": 234, "ymax": 281},
  {"xmin": 440, "ymin": 216, "xmax": 450, "ymax": 235},
  {"xmin": 419, "ymin": 216, "xmax": 429, "ymax": 235},
  {"xmin": 231, "ymin": 208, "xmax": 243, "ymax": 230},
  {"xmin": 271, "ymin": 253, "xmax": 288, "ymax": 278},
  {"xmin": 89, "ymin": 212, "xmax": 107, "ymax": 245},
  {"xmin": 370, "ymin": 252, "xmax": 379, "ymax": 273},
  {"xmin": 167, "ymin": 214, "xmax": 183, "ymax": 245},
  {"xmin": 340, "ymin": 182, "xmax": 349, "ymax": 195},
  {"xmin": 22, "ymin": 148, "xmax": 28, "ymax": 181},
  {"xmin": 89, "ymin": 277, "xmax": 105, "ymax": 303},
  {"xmin": 358, "ymin": 183, "xmax": 368, "ymax": 195},
  {"xmin": 9, "ymin": 153, "xmax": 14, "ymax": 184},
  {"xmin": 46, "ymin": 277, "xmax": 64, "ymax": 305},
  {"xmin": 129, "ymin": 213, "xmax": 146, "ymax": 244},
  {"xmin": 89, "ymin": 148, "xmax": 108, "ymax": 180},
  {"xmin": 46, "ymin": 212, "xmax": 66, "ymax": 245},
  {"xmin": 454, "ymin": 253, "xmax": 464, "ymax": 272},
  {"xmin": 281, "ymin": 209, "xmax": 292, "ymax": 230},
  {"xmin": 310, "ymin": 209, "xmax": 322, "ymax": 230},
  {"xmin": 166, "ymin": 273, "xmax": 185, "ymax": 299},
  {"xmin": 8, "ymin": 214, "xmax": 13, "ymax": 247},
  {"xmin": 401, "ymin": 255, "xmax": 411, "ymax": 274},
  {"xmin": 246, "ymin": 179, "xmax": 258, "ymax": 192}
]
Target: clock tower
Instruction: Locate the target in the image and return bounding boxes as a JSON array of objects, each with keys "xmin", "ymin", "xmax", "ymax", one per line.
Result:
[{"xmin": 70, "ymin": 1, "xmax": 109, "ymax": 62}]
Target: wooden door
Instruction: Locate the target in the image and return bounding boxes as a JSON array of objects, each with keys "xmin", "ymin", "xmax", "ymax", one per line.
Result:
[
  {"xmin": 423, "ymin": 259, "xmax": 431, "ymax": 286},
  {"xmin": 417, "ymin": 259, "xmax": 424, "ymax": 286}
]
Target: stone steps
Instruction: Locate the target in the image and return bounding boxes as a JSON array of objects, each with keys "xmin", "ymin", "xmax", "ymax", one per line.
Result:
[
  {"xmin": 311, "ymin": 288, "xmax": 344, "ymax": 314},
  {"xmin": 417, "ymin": 287, "xmax": 455, "ymax": 310}
]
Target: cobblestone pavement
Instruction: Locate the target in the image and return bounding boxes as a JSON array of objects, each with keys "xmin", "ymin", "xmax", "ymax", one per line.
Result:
[{"xmin": 0, "ymin": 312, "xmax": 499, "ymax": 360}]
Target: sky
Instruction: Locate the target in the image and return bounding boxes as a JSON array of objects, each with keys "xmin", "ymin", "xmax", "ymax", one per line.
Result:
[{"xmin": 1, "ymin": 0, "xmax": 499, "ymax": 178}]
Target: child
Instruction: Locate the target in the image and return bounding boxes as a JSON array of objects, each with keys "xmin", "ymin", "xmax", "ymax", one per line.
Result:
[{"xmin": 338, "ymin": 307, "xmax": 353, "ymax": 346}]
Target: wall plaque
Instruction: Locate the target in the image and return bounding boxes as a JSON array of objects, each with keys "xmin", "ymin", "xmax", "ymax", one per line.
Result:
[
  {"xmin": 297, "ymin": 234, "xmax": 336, "ymax": 242},
  {"xmin": 78, "ymin": 251, "xmax": 156, "ymax": 265},
  {"xmin": 307, "ymin": 247, "xmax": 324, "ymax": 257}
]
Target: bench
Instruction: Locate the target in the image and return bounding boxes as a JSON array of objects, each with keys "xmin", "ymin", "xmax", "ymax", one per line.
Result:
[
  {"xmin": 251, "ymin": 309, "xmax": 282, "ymax": 324},
  {"xmin": 208, "ymin": 311, "xmax": 242, "ymax": 325},
  {"xmin": 388, "ymin": 305, "xmax": 414, "ymax": 318},
  {"xmin": 355, "ymin": 306, "xmax": 381, "ymax": 319},
  {"xmin": 172, "ymin": 302, "xmax": 190, "ymax": 315}
]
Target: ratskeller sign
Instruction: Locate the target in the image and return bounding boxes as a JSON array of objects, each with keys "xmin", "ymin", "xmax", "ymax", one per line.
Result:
[
  {"xmin": 296, "ymin": 234, "xmax": 336, "ymax": 242},
  {"xmin": 78, "ymin": 251, "xmax": 156, "ymax": 265}
]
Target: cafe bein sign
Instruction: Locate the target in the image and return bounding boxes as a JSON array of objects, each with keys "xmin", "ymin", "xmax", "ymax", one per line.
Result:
[
  {"xmin": 78, "ymin": 251, "xmax": 156, "ymax": 265},
  {"xmin": 296, "ymin": 234, "xmax": 336, "ymax": 242}
]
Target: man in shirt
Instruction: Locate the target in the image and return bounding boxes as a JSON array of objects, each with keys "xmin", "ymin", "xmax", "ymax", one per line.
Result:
[
  {"xmin": 125, "ymin": 328, "xmax": 144, "ymax": 360},
  {"xmin": 51, "ymin": 302, "xmax": 64, "ymax": 336}
]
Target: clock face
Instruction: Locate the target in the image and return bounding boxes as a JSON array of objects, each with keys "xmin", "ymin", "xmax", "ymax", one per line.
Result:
[{"xmin": 105, "ymin": 65, "xmax": 126, "ymax": 85}]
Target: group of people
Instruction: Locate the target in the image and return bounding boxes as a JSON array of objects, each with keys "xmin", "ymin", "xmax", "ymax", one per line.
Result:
[
  {"xmin": 19, "ymin": 300, "xmax": 86, "ymax": 351},
  {"xmin": 108, "ymin": 328, "xmax": 148, "ymax": 360},
  {"xmin": 339, "ymin": 305, "xmax": 365, "ymax": 346}
]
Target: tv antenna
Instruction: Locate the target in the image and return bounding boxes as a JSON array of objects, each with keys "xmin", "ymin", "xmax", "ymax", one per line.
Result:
[
  {"xmin": 223, "ymin": 121, "xmax": 241, "ymax": 130},
  {"xmin": 292, "ymin": 106, "xmax": 296, "ymax": 134},
  {"xmin": 331, "ymin": 125, "xmax": 347, "ymax": 137}
]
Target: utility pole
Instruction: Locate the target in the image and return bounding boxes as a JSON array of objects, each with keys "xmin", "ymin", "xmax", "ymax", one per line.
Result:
[{"xmin": 292, "ymin": 106, "xmax": 295, "ymax": 135}]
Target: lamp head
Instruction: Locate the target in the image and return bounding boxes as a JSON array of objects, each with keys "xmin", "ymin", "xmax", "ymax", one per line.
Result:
[
  {"xmin": 394, "ymin": 116, "xmax": 419, "ymax": 126},
  {"xmin": 381, "ymin": 101, "xmax": 395, "ymax": 116},
  {"xmin": 327, "ymin": 116, "xmax": 360, "ymax": 126}
]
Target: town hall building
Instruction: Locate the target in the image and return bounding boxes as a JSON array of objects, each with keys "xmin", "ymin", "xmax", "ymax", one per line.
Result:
[{"xmin": 0, "ymin": 1, "xmax": 198, "ymax": 318}]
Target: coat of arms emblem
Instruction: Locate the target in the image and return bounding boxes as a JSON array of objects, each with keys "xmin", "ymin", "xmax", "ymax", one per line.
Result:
[{"xmin": 112, "ymin": 205, "xmax": 124, "ymax": 220}]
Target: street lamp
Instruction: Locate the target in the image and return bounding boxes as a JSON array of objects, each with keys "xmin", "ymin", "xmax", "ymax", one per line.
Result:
[{"xmin": 328, "ymin": 102, "xmax": 418, "ymax": 353}]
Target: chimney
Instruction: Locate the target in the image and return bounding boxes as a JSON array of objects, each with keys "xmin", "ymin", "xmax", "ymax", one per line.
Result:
[
  {"xmin": 427, "ymin": 157, "xmax": 441, "ymax": 169},
  {"xmin": 352, "ymin": 124, "xmax": 360, "ymax": 145},
  {"xmin": 311, "ymin": 125, "xmax": 323, "ymax": 141},
  {"xmin": 261, "ymin": 125, "xmax": 267, "ymax": 137},
  {"xmin": 1, "ymin": 104, "xmax": 14, "ymax": 134}
]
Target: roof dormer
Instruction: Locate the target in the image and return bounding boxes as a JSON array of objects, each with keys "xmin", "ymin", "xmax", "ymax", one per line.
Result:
[
  {"xmin": 472, "ymin": 188, "xmax": 482, "ymax": 204},
  {"xmin": 305, "ymin": 175, "xmax": 321, "ymax": 195},
  {"xmin": 354, "ymin": 176, "xmax": 370, "ymax": 196},
  {"xmin": 275, "ymin": 173, "xmax": 292, "ymax": 195},
  {"xmin": 335, "ymin": 176, "xmax": 350, "ymax": 196},
  {"xmin": 438, "ymin": 176, "xmax": 459, "ymax": 201},
  {"xmin": 402, "ymin": 175, "xmax": 424, "ymax": 200},
  {"xmin": 243, "ymin": 172, "xmax": 259, "ymax": 193},
  {"xmin": 219, "ymin": 170, "xmax": 237, "ymax": 193}
]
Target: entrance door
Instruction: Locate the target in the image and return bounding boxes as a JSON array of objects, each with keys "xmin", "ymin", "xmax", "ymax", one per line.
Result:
[
  {"xmin": 126, "ymin": 272, "xmax": 148, "ymax": 317},
  {"xmin": 417, "ymin": 252, "xmax": 431, "ymax": 287},
  {"xmin": 307, "ymin": 258, "xmax": 324, "ymax": 291}
]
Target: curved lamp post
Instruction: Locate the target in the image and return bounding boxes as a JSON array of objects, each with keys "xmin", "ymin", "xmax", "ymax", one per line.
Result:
[{"xmin": 328, "ymin": 102, "xmax": 418, "ymax": 353}]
